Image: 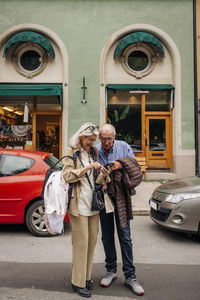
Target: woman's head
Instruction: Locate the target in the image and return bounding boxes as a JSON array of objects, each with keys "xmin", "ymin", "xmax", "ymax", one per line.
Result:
[{"xmin": 69, "ymin": 122, "xmax": 99, "ymax": 149}]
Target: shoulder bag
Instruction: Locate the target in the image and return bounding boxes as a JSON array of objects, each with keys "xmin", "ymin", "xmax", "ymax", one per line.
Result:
[{"xmin": 78, "ymin": 154, "xmax": 105, "ymax": 211}]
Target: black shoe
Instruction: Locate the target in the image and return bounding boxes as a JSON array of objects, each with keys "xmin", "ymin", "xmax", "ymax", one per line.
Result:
[
  {"xmin": 72, "ymin": 283, "xmax": 91, "ymax": 298},
  {"xmin": 86, "ymin": 280, "xmax": 93, "ymax": 290}
]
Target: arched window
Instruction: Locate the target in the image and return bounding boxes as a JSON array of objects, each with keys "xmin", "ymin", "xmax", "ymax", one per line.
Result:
[
  {"xmin": 3, "ymin": 31, "xmax": 55, "ymax": 78},
  {"xmin": 114, "ymin": 31, "xmax": 165, "ymax": 78}
]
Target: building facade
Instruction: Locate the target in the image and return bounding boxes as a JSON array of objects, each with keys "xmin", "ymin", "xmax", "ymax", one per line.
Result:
[{"xmin": 0, "ymin": 0, "xmax": 196, "ymax": 179}]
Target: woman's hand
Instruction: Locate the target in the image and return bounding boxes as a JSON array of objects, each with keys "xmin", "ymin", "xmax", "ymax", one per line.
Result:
[
  {"xmin": 102, "ymin": 184, "xmax": 107, "ymax": 191},
  {"xmin": 91, "ymin": 162, "xmax": 109, "ymax": 177},
  {"xmin": 81, "ymin": 162, "xmax": 110, "ymax": 177},
  {"xmin": 91, "ymin": 161, "xmax": 102, "ymax": 170}
]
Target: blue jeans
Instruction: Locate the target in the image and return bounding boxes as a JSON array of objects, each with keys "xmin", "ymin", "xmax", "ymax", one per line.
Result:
[{"xmin": 100, "ymin": 208, "xmax": 136, "ymax": 279}]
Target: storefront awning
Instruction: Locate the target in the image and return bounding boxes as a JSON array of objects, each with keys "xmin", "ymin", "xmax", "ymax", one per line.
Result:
[
  {"xmin": 3, "ymin": 31, "xmax": 55, "ymax": 59},
  {"xmin": 0, "ymin": 84, "xmax": 63, "ymax": 109},
  {"xmin": 106, "ymin": 84, "xmax": 173, "ymax": 90},
  {"xmin": 114, "ymin": 32, "xmax": 165, "ymax": 59}
]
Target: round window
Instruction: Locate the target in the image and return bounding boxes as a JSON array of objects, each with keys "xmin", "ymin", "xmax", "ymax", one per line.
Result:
[
  {"xmin": 127, "ymin": 50, "xmax": 148, "ymax": 71},
  {"xmin": 12, "ymin": 43, "xmax": 48, "ymax": 78},
  {"xmin": 120, "ymin": 44, "xmax": 157, "ymax": 78},
  {"xmin": 20, "ymin": 50, "xmax": 41, "ymax": 71}
]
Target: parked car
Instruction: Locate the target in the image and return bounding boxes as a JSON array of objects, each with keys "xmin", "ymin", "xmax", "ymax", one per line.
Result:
[
  {"xmin": 0, "ymin": 149, "xmax": 69, "ymax": 237},
  {"xmin": 149, "ymin": 176, "xmax": 200, "ymax": 235}
]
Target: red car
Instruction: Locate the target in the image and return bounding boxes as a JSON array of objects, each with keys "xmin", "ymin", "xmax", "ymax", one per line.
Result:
[{"xmin": 0, "ymin": 149, "xmax": 69, "ymax": 237}]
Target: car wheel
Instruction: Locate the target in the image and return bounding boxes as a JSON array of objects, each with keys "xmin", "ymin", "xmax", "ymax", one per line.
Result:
[{"xmin": 25, "ymin": 199, "xmax": 51, "ymax": 237}]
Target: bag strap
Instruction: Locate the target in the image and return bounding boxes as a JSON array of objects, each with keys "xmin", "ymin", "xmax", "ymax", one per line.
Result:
[
  {"xmin": 77, "ymin": 154, "xmax": 94, "ymax": 191},
  {"xmin": 51, "ymin": 155, "xmax": 72, "ymax": 169},
  {"xmin": 51, "ymin": 149, "xmax": 80, "ymax": 169}
]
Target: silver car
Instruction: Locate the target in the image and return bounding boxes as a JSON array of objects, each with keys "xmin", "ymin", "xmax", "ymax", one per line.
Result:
[{"xmin": 149, "ymin": 176, "xmax": 200, "ymax": 235}]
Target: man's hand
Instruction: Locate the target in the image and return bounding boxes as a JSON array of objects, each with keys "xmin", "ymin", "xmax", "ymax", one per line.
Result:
[{"xmin": 111, "ymin": 161, "xmax": 122, "ymax": 170}]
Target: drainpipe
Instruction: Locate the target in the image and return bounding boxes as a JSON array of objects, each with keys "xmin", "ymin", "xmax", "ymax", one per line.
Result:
[{"xmin": 193, "ymin": 0, "xmax": 199, "ymax": 176}]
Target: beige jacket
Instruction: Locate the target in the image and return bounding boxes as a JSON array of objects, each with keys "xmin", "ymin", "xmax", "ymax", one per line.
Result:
[{"xmin": 62, "ymin": 146, "xmax": 109, "ymax": 217}]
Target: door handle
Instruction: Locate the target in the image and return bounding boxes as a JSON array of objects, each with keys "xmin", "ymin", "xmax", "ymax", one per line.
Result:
[{"xmin": 145, "ymin": 138, "xmax": 147, "ymax": 146}]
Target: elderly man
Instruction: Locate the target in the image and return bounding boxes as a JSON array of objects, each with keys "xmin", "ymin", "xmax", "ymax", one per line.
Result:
[{"xmin": 97, "ymin": 124, "xmax": 144, "ymax": 296}]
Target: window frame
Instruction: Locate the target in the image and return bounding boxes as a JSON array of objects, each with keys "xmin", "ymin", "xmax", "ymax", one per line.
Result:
[
  {"xmin": 120, "ymin": 43, "xmax": 158, "ymax": 78},
  {"xmin": 12, "ymin": 42, "xmax": 48, "ymax": 78}
]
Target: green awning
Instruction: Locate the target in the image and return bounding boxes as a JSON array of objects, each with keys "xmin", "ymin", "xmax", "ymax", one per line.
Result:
[
  {"xmin": 0, "ymin": 84, "xmax": 63, "ymax": 109},
  {"xmin": 114, "ymin": 32, "xmax": 165, "ymax": 59},
  {"xmin": 3, "ymin": 31, "xmax": 55, "ymax": 59},
  {"xmin": 106, "ymin": 84, "xmax": 173, "ymax": 91}
]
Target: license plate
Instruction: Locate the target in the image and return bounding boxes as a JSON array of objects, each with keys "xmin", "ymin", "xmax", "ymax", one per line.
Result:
[{"xmin": 150, "ymin": 200, "xmax": 158, "ymax": 210}]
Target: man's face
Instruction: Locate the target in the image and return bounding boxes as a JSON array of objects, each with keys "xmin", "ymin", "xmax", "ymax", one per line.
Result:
[{"xmin": 99, "ymin": 132, "xmax": 115, "ymax": 152}]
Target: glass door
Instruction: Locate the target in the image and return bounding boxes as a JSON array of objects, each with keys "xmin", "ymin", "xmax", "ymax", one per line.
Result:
[{"xmin": 145, "ymin": 115, "xmax": 172, "ymax": 169}]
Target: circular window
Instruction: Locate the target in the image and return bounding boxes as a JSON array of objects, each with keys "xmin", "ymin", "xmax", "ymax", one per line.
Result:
[
  {"xmin": 12, "ymin": 43, "xmax": 48, "ymax": 78},
  {"xmin": 127, "ymin": 50, "xmax": 148, "ymax": 71},
  {"xmin": 20, "ymin": 50, "xmax": 42, "ymax": 71},
  {"xmin": 120, "ymin": 43, "xmax": 158, "ymax": 78}
]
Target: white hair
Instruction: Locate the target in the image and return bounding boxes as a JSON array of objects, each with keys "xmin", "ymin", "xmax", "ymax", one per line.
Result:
[{"xmin": 69, "ymin": 122, "xmax": 99, "ymax": 148}]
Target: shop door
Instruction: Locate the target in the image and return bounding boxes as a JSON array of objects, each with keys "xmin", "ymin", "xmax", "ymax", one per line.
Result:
[
  {"xmin": 34, "ymin": 112, "xmax": 62, "ymax": 158},
  {"xmin": 145, "ymin": 115, "xmax": 172, "ymax": 169}
]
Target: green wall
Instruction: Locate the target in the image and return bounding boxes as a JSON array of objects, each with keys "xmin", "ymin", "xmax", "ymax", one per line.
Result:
[{"xmin": 0, "ymin": 0, "xmax": 194, "ymax": 148}]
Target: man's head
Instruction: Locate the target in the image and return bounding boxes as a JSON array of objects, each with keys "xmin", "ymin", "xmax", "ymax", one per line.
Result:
[{"xmin": 99, "ymin": 124, "xmax": 116, "ymax": 152}]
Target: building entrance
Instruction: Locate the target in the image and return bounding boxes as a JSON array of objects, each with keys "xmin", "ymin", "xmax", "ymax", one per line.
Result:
[
  {"xmin": 145, "ymin": 115, "xmax": 172, "ymax": 169},
  {"xmin": 107, "ymin": 88, "xmax": 173, "ymax": 170}
]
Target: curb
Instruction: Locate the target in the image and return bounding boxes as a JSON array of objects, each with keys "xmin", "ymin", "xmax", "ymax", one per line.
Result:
[{"xmin": 133, "ymin": 210, "xmax": 149, "ymax": 216}]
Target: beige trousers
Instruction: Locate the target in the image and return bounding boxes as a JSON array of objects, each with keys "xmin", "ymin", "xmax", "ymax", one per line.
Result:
[{"xmin": 69, "ymin": 213, "xmax": 99, "ymax": 288}]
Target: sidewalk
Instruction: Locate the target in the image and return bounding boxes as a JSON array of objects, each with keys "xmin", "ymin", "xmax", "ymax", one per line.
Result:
[{"xmin": 132, "ymin": 181, "xmax": 161, "ymax": 215}]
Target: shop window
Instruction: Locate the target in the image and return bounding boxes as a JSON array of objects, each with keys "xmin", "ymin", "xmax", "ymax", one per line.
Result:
[
  {"xmin": 107, "ymin": 89, "xmax": 171, "ymax": 153},
  {"xmin": 145, "ymin": 90, "xmax": 171, "ymax": 112},
  {"xmin": 0, "ymin": 101, "xmax": 32, "ymax": 150},
  {"xmin": 0, "ymin": 94, "xmax": 61, "ymax": 151},
  {"xmin": 107, "ymin": 90, "xmax": 142, "ymax": 151}
]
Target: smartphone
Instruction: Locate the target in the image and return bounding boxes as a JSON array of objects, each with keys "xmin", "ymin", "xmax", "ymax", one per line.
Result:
[{"xmin": 105, "ymin": 162, "xmax": 115, "ymax": 169}]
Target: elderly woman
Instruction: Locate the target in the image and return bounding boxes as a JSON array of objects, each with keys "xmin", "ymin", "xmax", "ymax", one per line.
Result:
[{"xmin": 63, "ymin": 122, "xmax": 108, "ymax": 298}]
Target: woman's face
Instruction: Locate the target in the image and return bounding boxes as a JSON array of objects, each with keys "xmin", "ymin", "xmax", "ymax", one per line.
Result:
[{"xmin": 80, "ymin": 135, "xmax": 97, "ymax": 151}]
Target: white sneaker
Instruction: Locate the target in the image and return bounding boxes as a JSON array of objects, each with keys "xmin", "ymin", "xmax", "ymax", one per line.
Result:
[
  {"xmin": 101, "ymin": 271, "xmax": 117, "ymax": 287},
  {"xmin": 124, "ymin": 277, "xmax": 144, "ymax": 295}
]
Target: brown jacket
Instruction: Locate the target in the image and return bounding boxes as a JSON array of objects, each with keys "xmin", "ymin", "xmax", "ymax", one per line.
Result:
[{"xmin": 109, "ymin": 157, "xmax": 143, "ymax": 229}]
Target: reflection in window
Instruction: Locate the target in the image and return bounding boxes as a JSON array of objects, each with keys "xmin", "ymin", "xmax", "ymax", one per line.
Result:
[
  {"xmin": 127, "ymin": 50, "xmax": 148, "ymax": 71},
  {"xmin": 146, "ymin": 90, "xmax": 170, "ymax": 112},
  {"xmin": 44, "ymin": 155, "xmax": 63, "ymax": 169},
  {"xmin": 149, "ymin": 119, "xmax": 166, "ymax": 151},
  {"xmin": 107, "ymin": 90, "xmax": 142, "ymax": 152},
  {"xmin": 20, "ymin": 50, "xmax": 41, "ymax": 71},
  {"xmin": 0, "ymin": 154, "xmax": 34, "ymax": 176}
]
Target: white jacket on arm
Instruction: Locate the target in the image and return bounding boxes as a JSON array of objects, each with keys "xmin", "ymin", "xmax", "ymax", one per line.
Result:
[{"xmin": 44, "ymin": 170, "xmax": 68, "ymax": 235}]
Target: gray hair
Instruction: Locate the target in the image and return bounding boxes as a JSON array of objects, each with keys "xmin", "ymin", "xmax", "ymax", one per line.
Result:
[
  {"xmin": 99, "ymin": 124, "xmax": 116, "ymax": 137},
  {"xmin": 69, "ymin": 122, "xmax": 99, "ymax": 148}
]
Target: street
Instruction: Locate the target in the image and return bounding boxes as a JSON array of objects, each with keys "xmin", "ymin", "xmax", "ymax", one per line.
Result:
[{"xmin": 0, "ymin": 216, "xmax": 200, "ymax": 300}]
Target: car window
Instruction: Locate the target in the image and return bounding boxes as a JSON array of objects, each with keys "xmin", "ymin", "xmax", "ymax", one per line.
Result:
[
  {"xmin": 0, "ymin": 154, "xmax": 34, "ymax": 177},
  {"xmin": 44, "ymin": 155, "xmax": 63, "ymax": 170}
]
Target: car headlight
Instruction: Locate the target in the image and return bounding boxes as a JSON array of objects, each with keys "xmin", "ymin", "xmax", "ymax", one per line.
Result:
[{"xmin": 165, "ymin": 193, "xmax": 200, "ymax": 204}]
